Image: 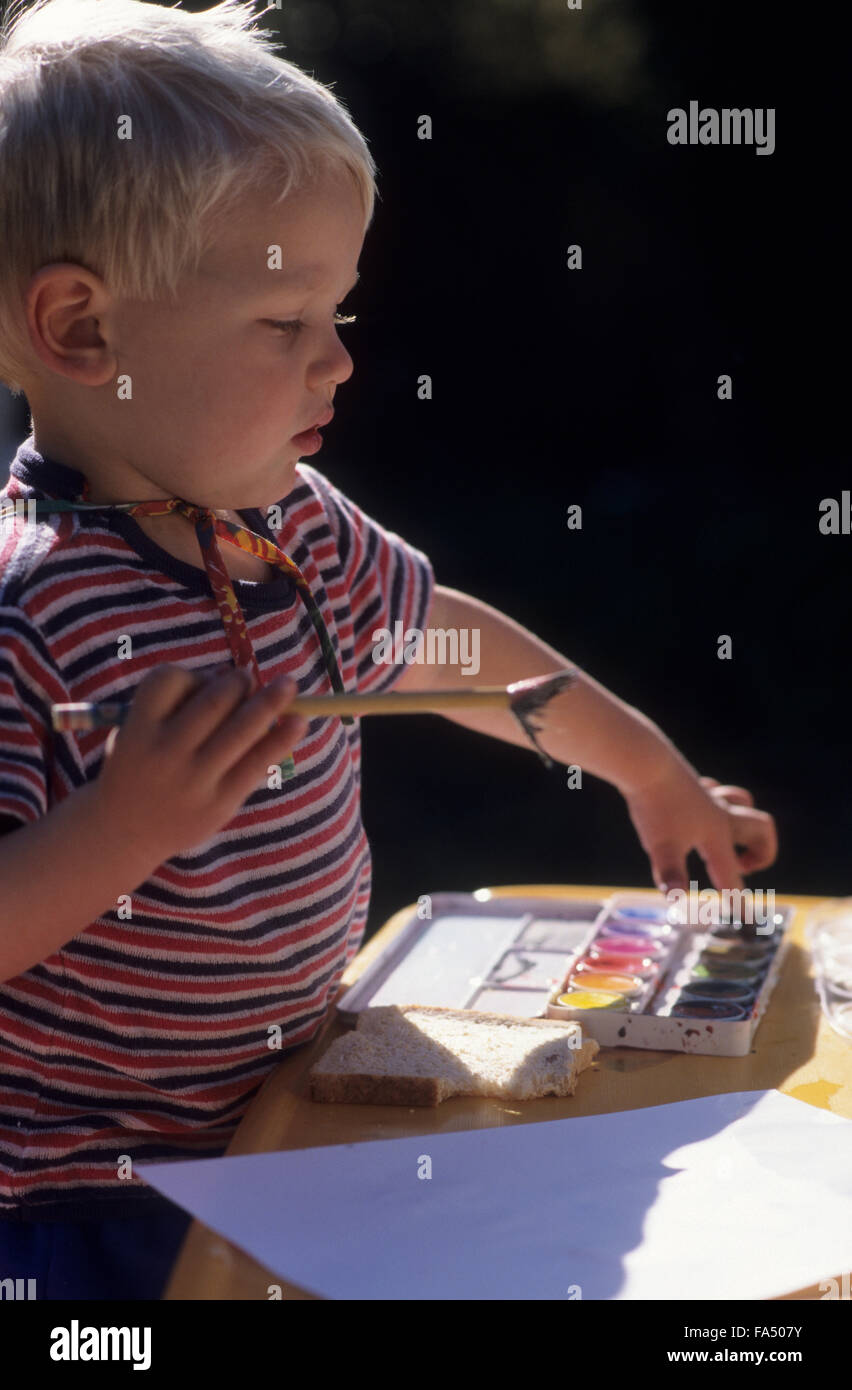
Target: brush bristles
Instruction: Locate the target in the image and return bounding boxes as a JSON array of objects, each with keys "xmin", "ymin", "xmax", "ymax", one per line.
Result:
[{"xmin": 508, "ymin": 670, "xmax": 577, "ymax": 767}]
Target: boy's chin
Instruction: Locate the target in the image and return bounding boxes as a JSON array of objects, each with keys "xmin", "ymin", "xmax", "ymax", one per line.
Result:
[
  {"xmin": 267, "ymin": 458, "xmax": 302, "ymax": 500},
  {"xmin": 228, "ymin": 462, "xmax": 301, "ymax": 513}
]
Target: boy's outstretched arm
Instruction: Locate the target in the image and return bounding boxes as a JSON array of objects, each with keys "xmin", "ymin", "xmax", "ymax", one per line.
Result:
[{"xmin": 394, "ymin": 585, "xmax": 777, "ymax": 895}]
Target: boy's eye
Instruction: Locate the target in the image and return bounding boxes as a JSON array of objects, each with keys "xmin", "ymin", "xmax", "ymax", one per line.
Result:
[{"xmin": 270, "ymin": 313, "xmax": 357, "ymax": 335}]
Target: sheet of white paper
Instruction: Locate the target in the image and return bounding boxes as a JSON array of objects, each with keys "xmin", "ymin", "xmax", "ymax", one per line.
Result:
[{"xmin": 138, "ymin": 1090, "xmax": 852, "ymax": 1300}]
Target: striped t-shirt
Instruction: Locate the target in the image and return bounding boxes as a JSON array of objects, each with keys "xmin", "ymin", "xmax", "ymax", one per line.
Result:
[{"xmin": 0, "ymin": 439, "xmax": 434, "ymax": 1220}]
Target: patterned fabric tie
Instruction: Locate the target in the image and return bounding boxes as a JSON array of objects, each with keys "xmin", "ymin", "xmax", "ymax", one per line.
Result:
[{"xmin": 25, "ymin": 481, "xmax": 353, "ymax": 779}]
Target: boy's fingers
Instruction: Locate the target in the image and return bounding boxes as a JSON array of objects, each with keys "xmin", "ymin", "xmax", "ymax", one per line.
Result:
[
  {"xmin": 700, "ymin": 776, "xmax": 756, "ymax": 808},
  {"xmin": 708, "ymin": 783, "xmax": 755, "ymax": 808},
  {"xmin": 697, "ymin": 837, "xmax": 745, "ymax": 894},
  {"xmin": 647, "ymin": 842, "xmax": 689, "ymax": 896},
  {"xmin": 224, "ymin": 713, "xmax": 310, "ymax": 803},
  {"xmin": 728, "ymin": 807, "xmax": 779, "ymax": 872},
  {"xmin": 128, "ymin": 663, "xmax": 213, "ymax": 724},
  {"xmin": 197, "ymin": 662, "xmax": 236, "ymax": 684},
  {"xmin": 197, "ymin": 676, "xmax": 306, "ymax": 771},
  {"xmin": 160, "ymin": 668, "xmax": 254, "ymax": 753}
]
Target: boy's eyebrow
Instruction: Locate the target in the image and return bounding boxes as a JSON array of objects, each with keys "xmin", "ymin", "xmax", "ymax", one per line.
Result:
[{"xmin": 270, "ymin": 267, "xmax": 360, "ymax": 293}]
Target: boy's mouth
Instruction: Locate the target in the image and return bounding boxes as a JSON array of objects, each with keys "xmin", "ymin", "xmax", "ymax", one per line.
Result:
[
  {"xmin": 291, "ymin": 407, "xmax": 334, "ymax": 454},
  {"xmin": 295, "ymin": 407, "xmax": 334, "ymax": 436}
]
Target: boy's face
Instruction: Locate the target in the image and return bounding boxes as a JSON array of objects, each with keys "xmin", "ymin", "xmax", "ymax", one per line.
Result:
[{"xmin": 25, "ymin": 165, "xmax": 365, "ymax": 510}]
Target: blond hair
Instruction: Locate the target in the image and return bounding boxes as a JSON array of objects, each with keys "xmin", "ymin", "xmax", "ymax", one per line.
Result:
[{"xmin": 0, "ymin": 0, "xmax": 378, "ymax": 394}]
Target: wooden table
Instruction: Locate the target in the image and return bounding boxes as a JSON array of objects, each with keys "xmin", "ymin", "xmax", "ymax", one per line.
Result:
[{"xmin": 164, "ymin": 883, "xmax": 852, "ymax": 1300}]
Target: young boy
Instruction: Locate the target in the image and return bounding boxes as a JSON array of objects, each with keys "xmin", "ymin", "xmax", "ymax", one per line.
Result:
[{"xmin": 0, "ymin": 0, "xmax": 777, "ymax": 1298}]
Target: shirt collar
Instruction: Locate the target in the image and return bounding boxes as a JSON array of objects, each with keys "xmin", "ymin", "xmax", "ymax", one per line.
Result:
[{"xmin": 9, "ymin": 437, "xmax": 88, "ymax": 502}]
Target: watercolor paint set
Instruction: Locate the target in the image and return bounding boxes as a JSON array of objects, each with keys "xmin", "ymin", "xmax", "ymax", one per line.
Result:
[
  {"xmin": 546, "ymin": 891, "xmax": 793, "ymax": 1054},
  {"xmin": 337, "ymin": 889, "xmax": 795, "ymax": 1056}
]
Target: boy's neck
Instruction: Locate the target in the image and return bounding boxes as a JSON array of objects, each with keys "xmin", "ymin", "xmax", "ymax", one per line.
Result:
[
  {"xmin": 29, "ymin": 421, "xmax": 220, "ymax": 510},
  {"xmin": 28, "ymin": 424, "xmax": 273, "ymax": 579},
  {"xmin": 132, "ymin": 507, "xmax": 275, "ymax": 582}
]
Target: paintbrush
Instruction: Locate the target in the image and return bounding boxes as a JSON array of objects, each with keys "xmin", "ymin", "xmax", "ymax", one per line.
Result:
[{"xmin": 50, "ymin": 669, "xmax": 577, "ymax": 768}]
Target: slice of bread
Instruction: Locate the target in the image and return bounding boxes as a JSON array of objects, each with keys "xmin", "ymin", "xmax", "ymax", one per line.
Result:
[{"xmin": 309, "ymin": 1004, "xmax": 599, "ymax": 1106}]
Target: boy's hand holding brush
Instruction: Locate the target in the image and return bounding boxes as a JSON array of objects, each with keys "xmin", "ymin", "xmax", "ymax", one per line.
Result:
[{"xmin": 0, "ymin": 664, "xmax": 307, "ymax": 981}]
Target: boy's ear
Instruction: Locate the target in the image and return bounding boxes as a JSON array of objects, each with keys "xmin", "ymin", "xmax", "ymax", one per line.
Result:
[{"xmin": 23, "ymin": 262, "xmax": 118, "ymax": 387}]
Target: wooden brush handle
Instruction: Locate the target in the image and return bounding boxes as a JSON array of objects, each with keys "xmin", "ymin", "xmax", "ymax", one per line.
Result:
[{"xmin": 290, "ymin": 689, "xmax": 511, "ymax": 717}]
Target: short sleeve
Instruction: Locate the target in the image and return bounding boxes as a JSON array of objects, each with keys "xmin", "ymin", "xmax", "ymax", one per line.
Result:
[
  {"xmin": 0, "ymin": 606, "xmax": 52, "ymax": 827},
  {"xmin": 297, "ymin": 465, "xmax": 435, "ymax": 695}
]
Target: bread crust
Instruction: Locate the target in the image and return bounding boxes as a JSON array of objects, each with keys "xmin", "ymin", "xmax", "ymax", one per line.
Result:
[{"xmin": 310, "ymin": 1072, "xmax": 444, "ymax": 1106}]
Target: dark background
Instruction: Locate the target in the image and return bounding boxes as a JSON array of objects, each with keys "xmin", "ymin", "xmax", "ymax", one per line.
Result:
[{"xmin": 2, "ymin": 1, "xmax": 845, "ymax": 937}]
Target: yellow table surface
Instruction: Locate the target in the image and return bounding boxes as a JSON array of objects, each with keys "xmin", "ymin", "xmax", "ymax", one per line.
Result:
[{"xmin": 164, "ymin": 884, "xmax": 852, "ymax": 1301}]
